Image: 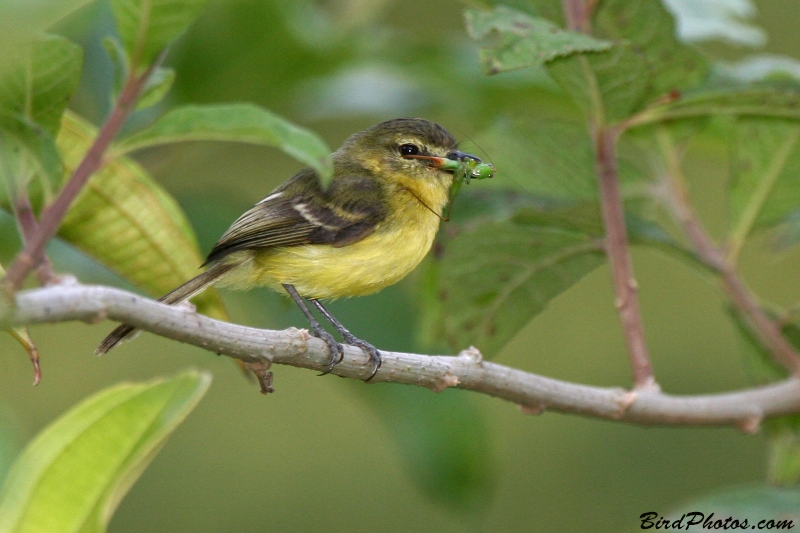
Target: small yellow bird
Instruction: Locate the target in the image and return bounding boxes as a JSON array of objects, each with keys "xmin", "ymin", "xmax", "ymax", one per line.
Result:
[{"xmin": 98, "ymin": 118, "xmax": 491, "ymax": 380}]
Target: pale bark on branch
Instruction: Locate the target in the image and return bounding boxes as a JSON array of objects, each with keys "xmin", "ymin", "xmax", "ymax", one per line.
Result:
[{"xmin": 4, "ymin": 283, "xmax": 800, "ymax": 430}]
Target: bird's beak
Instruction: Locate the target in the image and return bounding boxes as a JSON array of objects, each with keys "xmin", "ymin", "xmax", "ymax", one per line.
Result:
[
  {"xmin": 402, "ymin": 150, "xmax": 484, "ymax": 172},
  {"xmin": 446, "ymin": 150, "xmax": 483, "ymax": 165}
]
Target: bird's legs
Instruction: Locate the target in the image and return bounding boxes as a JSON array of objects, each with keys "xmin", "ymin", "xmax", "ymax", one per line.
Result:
[
  {"xmin": 282, "ymin": 284, "xmax": 343, "ymax": 374},
  {"xmin": 309, "ymin": 298, "xmax": 381, "ymax": 382}
]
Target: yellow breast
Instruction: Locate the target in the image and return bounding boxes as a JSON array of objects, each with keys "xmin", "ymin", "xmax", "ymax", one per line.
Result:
[{"xmin": 220, "ymin": 181, "xmax": 447, "ymax": 299}]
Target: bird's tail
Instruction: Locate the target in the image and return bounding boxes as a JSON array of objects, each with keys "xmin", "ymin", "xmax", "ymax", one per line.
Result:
[{"xmin": 96, "ymin": 261, "xmax": 237, "ymax": 355}]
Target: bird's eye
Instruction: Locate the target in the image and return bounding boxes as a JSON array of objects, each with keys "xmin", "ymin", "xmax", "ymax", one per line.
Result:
[{"xmin": 399, "ymin": 144, "xmax": 420, "ymax": 156}]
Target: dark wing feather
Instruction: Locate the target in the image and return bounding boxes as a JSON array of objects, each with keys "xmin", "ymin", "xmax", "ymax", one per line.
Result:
[{"xmin": 204, "ymin": 168, "xmax": 386, "ymax": 264}]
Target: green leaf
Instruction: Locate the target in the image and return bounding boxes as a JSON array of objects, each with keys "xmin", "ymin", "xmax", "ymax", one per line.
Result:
[
  {"xmin": 464, "ymin": 6, "xmax": 611, "ymax": 75},
  {"xmin": 547, "ymin": 0, "xmax": 708, "ymax": 123},
  {"xmin": 729, "ymin": 118, "xmax": 800, "ymax": 252},
  {"xmin": 767, "ymin": 417, "xmax": 800, "ymax": 487},
  {"xmin": 57, "ymin": 112, "xmax": 229, "ymax": 321},
  {"xmin": 135, "ymin": 67, "xmax": 175, "ymax": 111},
  {"xmin": 666, "ymin": 486, "xmax": 800, "ymax": 524},
  {"xmin": 547, "ymin": 43, "xmax": 650, "ymax": 123},
  {"xmin": 0, "ymin": 371, "xmax": 211, "ymax": 533},
  {"xmin": 112, "ymin": 103, "xmax": 333, "ymax": 184},
  {"xmin": 592, "ymin": 0, "xmax": 708, "ymax": 100},
  {"xmin": 110, "ymin": 0, "xmax": 208, "ymax": 69},
  {"xmin": 776, "ymin": 208, "xmax": 800, "ymax": 250},
  {"xmin": 478, "ymin": 118, "xmax": 649, "ymax": 201},
  {"xmin": 510, "ymin": 198, "xmax": 703, "ymax": 268},
  {"xmin": 0, "ymin": 113, "xmax": 61, "ymax": 192},
  {"xmin": 0, "ymin": 34, "xmax": 83, "ymax": 137},
  {"xmin": 0, "ymin": 0, "xmax": 95, "ymax": 71},
  {"xmin": 439, "ymin": 217, "xmax": 604, "ymax": 356},
  {"xmin": 629, "ymin": 84, "xmax": 800, "ymax": 126},
  {"xmin": 102, "ymin": 36, "xmax": 129, "ymax": 104},
  {"xmin": 103, "ymin": 40, "xmax": 175, "ymax": 112},
  {"xmin": 414, "ymin": 191, "xmax": 544, "ymax": 353},
  {"xmin": 479, "ymin": 119, "xmax": 598, "ymax": 200},
  {"xmin": 0, "ymin": 34, "xmax": 81, "ymax": 192},
  {"xmin": 509, "ymin": 200, "xmax": 605, "ymax": 235},
  {"xmin": 433, "ymin": 191, "xmax": 695, "ymax": 356},
  {"xmin": 626, "ymin": 210, "xmax": 706, "ymax": 268}
]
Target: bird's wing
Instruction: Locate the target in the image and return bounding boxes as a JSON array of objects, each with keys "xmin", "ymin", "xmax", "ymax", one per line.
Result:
[{"xmin": 204, "ymin": 168, "xmax": 387, "ymax": 264}]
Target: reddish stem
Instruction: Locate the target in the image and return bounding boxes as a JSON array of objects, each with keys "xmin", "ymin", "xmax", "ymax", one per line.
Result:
[
  {"xmin": 562, "ymin": 0, "xmax": 594, "ymax": 33},
  {"xmin": 561, "ymin": 0, "xmax": 656, "ymax": 389},
  {"xmin": 13, "ymin": 193, "xmax": 38, "ymax": 244},
  {"xmin": 12, "ymin": 193, "xmax": 56, "ymax": 285},
  {"xmin": 595, "ymin": 127, "xmax": 656, "ymax": 389},
  {"xmin": 664, "ymin": 169, "xmax": 800, "ymax": 375}
]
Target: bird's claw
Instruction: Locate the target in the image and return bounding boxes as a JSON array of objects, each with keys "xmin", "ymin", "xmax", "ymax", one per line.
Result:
[
  {"xmin": 311, "ymin": 326, "xmax": 344, "ymax": 375},
  {"xmin": 310, "ymin": 327, "xmax": 381, "ymax": 381},
  {"xmin": 343, "ymin": 333, "xmax": 381, "ymax": 382}
]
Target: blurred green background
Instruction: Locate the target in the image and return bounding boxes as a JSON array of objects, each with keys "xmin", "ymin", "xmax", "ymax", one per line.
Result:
[{"xmin": 2, "ymin": 0, "xmax": 800, "ymax": 531}]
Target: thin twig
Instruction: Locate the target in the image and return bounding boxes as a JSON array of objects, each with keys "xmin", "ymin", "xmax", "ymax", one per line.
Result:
[
  {"xmin": 561, "ymin": 0, "xmax": 656, "ymax": 390},
  {"xmin": 4, "ymin": 282, "xmax": 800, "ymax": 428},
  {"xmin": 656, "ymin": 128, "xmax": 800, "ymax": 375},
  {"xmin": 562, "ymin": 0, "xmax": 593, "ymax": 34},
  {"xmin": 595, "ymin": 126, "xmax": 656, "ymax": 389},
  {"xmin": 13, "ymin": 193, "xmax": 38, "ymax": 244},
  {"xmin": 2, "ymin": 62, "xmax": 158, "ymax": 293},
  {"xmin": 12, "ymin": 193, "xmax": 57, "ymax": 285},
  {"xmin": 2, "ymin": 157, "xmax": 37, "ymax": 245}
]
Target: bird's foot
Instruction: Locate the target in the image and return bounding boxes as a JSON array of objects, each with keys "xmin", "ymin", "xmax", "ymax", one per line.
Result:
[
  {"xmin": 342, "ymin": 333, "xmax": 381, "ymax": 382},
  {"xmin": 310, "ymin": 325, "xmax": 344, "ymax": 375}
]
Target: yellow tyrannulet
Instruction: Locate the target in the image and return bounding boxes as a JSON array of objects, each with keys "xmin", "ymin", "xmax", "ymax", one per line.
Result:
[{"xmin": 98, "ymin": 118, "xmax": 492, "ymax": 380}]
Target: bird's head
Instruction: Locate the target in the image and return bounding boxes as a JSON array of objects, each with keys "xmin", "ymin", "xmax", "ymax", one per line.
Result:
[{"xmin": 335, "ymin": 118, "xmax": 486, "ymax": 188}]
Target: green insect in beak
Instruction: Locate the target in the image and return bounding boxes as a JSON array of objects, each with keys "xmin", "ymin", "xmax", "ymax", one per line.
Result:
[
  {"xmin": 438, "ymin": 151, "xmax": 494, "ymax": 220},
  {"xmin": 403, "ymin": 150, "xmax": 494, "ymax": 220}
]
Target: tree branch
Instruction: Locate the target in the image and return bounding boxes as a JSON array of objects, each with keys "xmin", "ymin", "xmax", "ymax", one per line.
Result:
[
  {"xmin": 655, "ymin": 128, "xmax": 800, "ymax": 375},
  {"xmin": 4, "ymin": 282, "xmax": 800, "ymax": 428}
]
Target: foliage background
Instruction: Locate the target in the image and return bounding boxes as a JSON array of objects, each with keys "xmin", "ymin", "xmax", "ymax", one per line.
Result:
[{"xmin": 1, "ymin": 0, "xmax": 799, "ymax": 531}]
